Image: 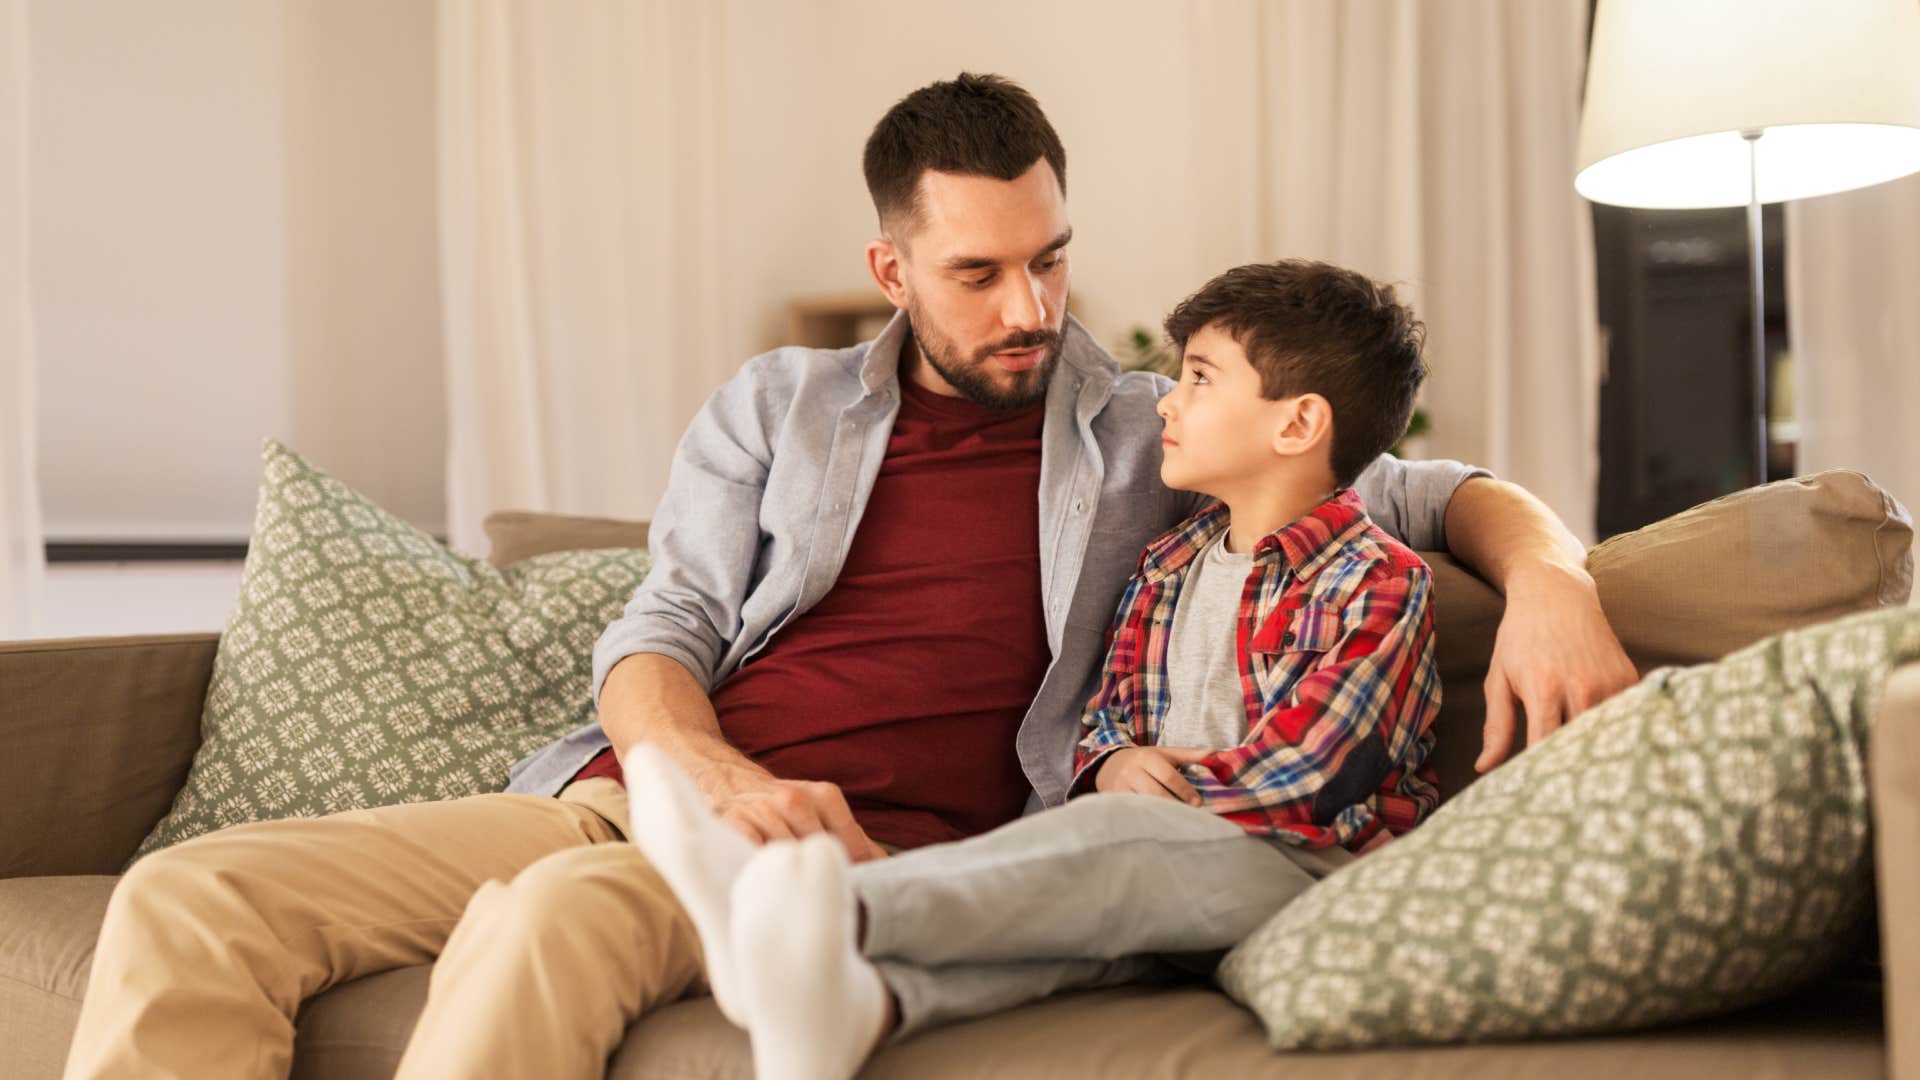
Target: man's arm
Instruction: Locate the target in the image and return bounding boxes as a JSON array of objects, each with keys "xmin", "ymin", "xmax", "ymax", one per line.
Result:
[
  {"xmin": 594, "ymin": 359, "xmax": 885, "ymax": 859},
  {"xmin": 602, "ymin": 655, "xmax": 884, "ymax": 860},
  {"xmin": 1442, "ymin": 477, "xmax": 1638, "ymax": 772}
]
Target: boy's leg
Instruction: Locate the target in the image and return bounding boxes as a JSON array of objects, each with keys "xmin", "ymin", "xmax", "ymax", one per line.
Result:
[
  {"xmin": 874, "ymin": 954, "xmax": 1176, "ymax": 1040},
  {"xmin": 394, "ymin": 779, "xmax": 705, "ymax": 1078},
  {"xmin": 853, "ymin": 792, "xmax": 1350, "ymax": 968},
  {"xmin": 64, "ymin": 785, "xmax": 694, "ymax": 1080}
]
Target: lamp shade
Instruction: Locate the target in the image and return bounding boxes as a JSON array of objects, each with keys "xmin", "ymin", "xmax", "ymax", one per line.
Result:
[{"xmin": 1577, "ymin": 0, "xmax": 1920, "ymax": 209}]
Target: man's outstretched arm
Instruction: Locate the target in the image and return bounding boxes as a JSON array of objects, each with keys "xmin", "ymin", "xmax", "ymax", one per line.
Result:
[
  {"xmin": 1442, "ymin": 477, "xmax": 1638, "ymax": 771},
  {"xmin": 593, "ymin": 356, "xmax": 885, "ymax": 860},
  {"xmin": 601, "ymin": 654, "xmax": 887, "ymax": 862}
]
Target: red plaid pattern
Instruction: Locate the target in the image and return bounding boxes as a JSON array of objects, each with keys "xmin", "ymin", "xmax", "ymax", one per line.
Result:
[{"xmin": 1069, "ymin": 488, "xmax": 1441, "ymax": 852}]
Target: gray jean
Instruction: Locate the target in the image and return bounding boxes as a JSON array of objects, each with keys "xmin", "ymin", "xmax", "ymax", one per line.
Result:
[{"xmin": 850, "ymin": 793, "xmax": 1354, "ymax": 1038}]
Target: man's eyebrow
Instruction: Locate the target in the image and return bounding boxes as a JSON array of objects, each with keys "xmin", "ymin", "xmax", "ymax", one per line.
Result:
[{"xmin": 939, "ymin": 227, "xmax": 1074, "ymax": 272}]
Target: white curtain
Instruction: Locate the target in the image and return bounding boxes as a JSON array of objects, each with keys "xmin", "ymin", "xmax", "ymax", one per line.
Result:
[
  {"xmin": 1185, "ymin": 0, "xmax": 1603, "ymax": 542},
  {"xmin": 436, "ymin": 0, "xmax": 726, "ymax": 557},
  {"xmin": 1786, "ymin": 172, "xmax": 1920, "ymax": 547},
  {"xmin": 437, "ymin": 0, "xmax": 1600, "ymax": 549},
  {"xmin": 0, "ymin": 0, "xmax": 42, "ymax": 638}
]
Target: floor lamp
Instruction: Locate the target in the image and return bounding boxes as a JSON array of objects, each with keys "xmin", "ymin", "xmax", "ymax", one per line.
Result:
[{"xmin": 1574, "ymin": 0, "xmax": 1920, "ymax": 485}]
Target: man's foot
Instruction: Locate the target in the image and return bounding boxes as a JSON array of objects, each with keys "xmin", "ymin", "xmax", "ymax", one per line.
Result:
[
  {"xmin": 622, "ymin": 743, "xmax": 756, "ymax": 1025},
  {"xmin": 731, "ymin": 834, "xmax": 890, "ymax": 1080}
]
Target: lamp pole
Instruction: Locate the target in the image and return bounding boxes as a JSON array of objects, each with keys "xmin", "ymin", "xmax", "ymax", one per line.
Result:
[{"xmin": 1743, "ymin": 128, "xmax": 1767, "ymax": 485}]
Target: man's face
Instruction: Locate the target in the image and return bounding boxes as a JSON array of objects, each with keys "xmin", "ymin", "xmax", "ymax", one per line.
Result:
[
  {"xmin": 1156, "ymin": 323, "xmax": 1294, "ymax": 498},
  {"xmin": 886, "ymin": 160, "xmax": 1071, "ymax": 410}
]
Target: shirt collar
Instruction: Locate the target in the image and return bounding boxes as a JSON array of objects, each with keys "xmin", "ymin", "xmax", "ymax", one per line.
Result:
[{"xmin": 1139, "ymin": 487, "xmax": 1371, "ymax": 584}]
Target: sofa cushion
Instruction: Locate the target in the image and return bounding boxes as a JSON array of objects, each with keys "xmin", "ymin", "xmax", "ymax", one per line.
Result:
[
  {"xmin": 0, "ymin": 876, "xmax": 115, "ymax": 1080},
  {"xmin": 1589, "ymin": 468, "xmax": 1913, "ymax": 670},
  {"xmin": 0, "ymin": 872, "xmax": 1885, "ymax": 1080},
  {"xmin": 482, "ymin": 510, "xmax": 652, "ymax": 569},
  {"xmin": 132, "ymin": 441, "xmax": 651, "ymax": 860},
  {"xmin": 1219, "ymin": 604, "xmax": 1919, "ymax": 1050}
]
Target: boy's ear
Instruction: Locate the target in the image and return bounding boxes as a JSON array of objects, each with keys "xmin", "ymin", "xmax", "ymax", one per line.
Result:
[
  {"xmin": 1270, "ymin": 393, "xmax": 1334, "ymax": 458},
  {"xmin": 866, "ymin": 236, "xmax": 910, "ymax": 310}
]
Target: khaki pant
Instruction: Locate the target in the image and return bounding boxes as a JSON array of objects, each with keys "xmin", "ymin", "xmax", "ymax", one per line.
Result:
[{"xmin": 62, "ymin": 778, "xmax": 705, "ymax": 1080}]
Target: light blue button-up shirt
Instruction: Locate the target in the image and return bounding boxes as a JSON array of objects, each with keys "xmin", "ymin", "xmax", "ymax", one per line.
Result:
[{"xmin": 505, "ymin": 311, "xmax": 1488, "ymax": 812}]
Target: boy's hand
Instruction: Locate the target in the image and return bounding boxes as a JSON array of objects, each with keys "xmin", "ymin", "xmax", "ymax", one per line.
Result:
[{"xmin": 1093, "ymin": 746, "xmax": 1212, "ymax": 806}]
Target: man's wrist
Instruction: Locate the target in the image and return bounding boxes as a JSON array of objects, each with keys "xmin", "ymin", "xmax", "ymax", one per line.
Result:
[{"xmin": 1501, "ymin": 555, "xmax": 1596, "ymax": 602}]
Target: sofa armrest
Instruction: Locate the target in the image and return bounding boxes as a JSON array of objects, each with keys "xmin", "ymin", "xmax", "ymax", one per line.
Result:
[
  {"xmin": 0, "ymin": 633, "xmax": 216, "ymax": 878},
  {"xmin": 1875, "ymin": 659, "xmax": 1920, "ymax": 1080}
]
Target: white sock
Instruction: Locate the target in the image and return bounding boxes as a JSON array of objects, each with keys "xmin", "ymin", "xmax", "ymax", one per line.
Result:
[
  {"xmin": 622, "ymin": 743, "xmax": 756, "ymax": 1026},
  {"xmin": 730, "ymin": 834, "xmax": 890, "ymax": 1080}
]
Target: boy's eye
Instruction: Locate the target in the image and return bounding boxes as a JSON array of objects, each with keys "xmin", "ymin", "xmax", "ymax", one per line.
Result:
[{"xmin": 1188, "ymin": 369, "xmax": 1209, "ymax": 385}]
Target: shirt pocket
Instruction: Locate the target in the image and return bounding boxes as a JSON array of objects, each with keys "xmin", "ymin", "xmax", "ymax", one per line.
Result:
[{"xmin": 1249, "ymin": 604, "xmax": 1346, "ymax": 703}]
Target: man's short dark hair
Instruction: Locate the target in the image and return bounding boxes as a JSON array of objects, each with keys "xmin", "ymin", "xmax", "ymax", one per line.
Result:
[
  {"xmin": 863, "ymin": 73, "xmax": 1066, "ymax": 235},
  {"xmin": 1162, "ymin": 260, "xmax": 1428, "ymax": 488}
]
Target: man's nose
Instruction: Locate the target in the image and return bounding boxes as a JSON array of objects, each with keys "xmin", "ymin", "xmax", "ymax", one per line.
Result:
[{"xmin": 1001, "ymin": 272, "xmax": 1046, "ymax": 332}]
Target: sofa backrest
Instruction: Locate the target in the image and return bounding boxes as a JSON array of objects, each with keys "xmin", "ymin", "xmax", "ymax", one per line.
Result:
[{"xmin": 488, "ymin": 469, "xmax": 1915, "ymax": 803}]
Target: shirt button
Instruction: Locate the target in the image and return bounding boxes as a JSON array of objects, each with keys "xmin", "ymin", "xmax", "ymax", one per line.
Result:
[
  {"xmin": 1282, "ymin": 631, "xmax": 1296, "ymax": 646},
  {"xmin": 1073, "ymin": 500, "xmax": 1086, "ymax": 514}
]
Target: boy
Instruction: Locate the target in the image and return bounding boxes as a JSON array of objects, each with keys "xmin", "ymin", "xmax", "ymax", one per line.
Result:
[{"xmin": 627, "ymin": 259, "xmax": 1442, "ymax": 1080}]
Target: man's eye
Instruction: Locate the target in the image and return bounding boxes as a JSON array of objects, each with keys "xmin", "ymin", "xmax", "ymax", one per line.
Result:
[
  {"xmin": 1036, "ymin": 256, "xmax": 1063, "ymax": 272},
  {"xmin": 967, "ymin": 276, "xmax": 994, "ymax": 289}
]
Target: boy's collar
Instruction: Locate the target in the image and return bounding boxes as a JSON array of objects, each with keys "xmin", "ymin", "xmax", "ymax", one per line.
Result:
[{"xmin": 1139, "ymin": 488, "xmax": 1371, "ymax": 584}]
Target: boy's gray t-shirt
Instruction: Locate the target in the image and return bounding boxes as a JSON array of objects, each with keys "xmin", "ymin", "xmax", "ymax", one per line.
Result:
[{"xmin": 1158, "ymin": 530, "xmax": 1258, "ymax": 751}]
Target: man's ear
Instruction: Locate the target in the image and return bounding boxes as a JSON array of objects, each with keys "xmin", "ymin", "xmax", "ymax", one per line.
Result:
[
  {"xmin": 866, "ymin": 235, "xmax": 910, "ymax": 310},
  {"xmin": 1271, "ymin": 393, "xmax": 1334, "ymax": 458}
]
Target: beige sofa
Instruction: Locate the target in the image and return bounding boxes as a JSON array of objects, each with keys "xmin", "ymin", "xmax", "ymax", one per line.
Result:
[{"xmin": 4, "ymin": 471, "xmax": 1918, "ymax": 1079}]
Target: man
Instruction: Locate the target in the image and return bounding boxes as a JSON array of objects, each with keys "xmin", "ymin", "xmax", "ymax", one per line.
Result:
[{"xmin": 64, "ymin": 73, "xmax": 1636, "ymax": 1079}]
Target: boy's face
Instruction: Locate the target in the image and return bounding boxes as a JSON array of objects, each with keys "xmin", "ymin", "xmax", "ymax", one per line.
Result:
[{"xmin": 1156, "ymin": 323, "xmax": 1302, "ymax": 498}]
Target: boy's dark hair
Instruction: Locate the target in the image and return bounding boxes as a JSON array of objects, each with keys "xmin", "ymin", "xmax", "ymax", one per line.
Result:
[
  {"xmin": 1163, "ymin": 260, "xmax": 1427, "ymax": 489},
  {"xmin": 863, "ymin": 73, "xmax": 1066, "ymax": 236}
]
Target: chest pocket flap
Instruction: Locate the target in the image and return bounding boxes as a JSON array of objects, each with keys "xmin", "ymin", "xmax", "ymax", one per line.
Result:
[{"xmin": 1250, "ymin": 603, "xmax": 1345, "ymax": 656}]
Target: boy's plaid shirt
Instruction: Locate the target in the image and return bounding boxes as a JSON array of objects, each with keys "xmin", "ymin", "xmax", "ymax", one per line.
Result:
[{"xmin": 1068, "ymin": 488, "xmax": 1441, "ymax": 852}]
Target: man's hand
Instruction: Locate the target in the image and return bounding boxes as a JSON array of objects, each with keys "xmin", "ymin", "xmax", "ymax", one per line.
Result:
[
  {"xmin": 1476, "ymin": 563, "xmax": 1638, "ymax": 773},
  {"xmin": 711, "ymin": 777, "xmax": 889, "ymax": 862},
  {"xmin": 1093, "ymin": 746, "xmax": 1211, "ymax": 805}
]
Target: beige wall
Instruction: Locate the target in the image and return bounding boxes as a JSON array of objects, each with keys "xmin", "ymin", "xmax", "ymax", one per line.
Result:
[
  {"xmin": 710, "ymin": 0, "xmax": 1222, "ymax": 369},
  {"xmin": 32, "ymin": 0, "xmax": 443, "ymax": 542},
  {"xmin": 283, "ymin": 0, "xmax": 443, "ymax": 537}
]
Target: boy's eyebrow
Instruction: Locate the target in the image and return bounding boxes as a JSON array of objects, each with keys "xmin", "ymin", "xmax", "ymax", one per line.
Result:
[
  {"xmin": 1183, "ymin": 353, "xmax": 1217, "ymax": 370},
  {"xmin": 939, "ymin": 227, "xmax": 1074, "ymax": 272}
]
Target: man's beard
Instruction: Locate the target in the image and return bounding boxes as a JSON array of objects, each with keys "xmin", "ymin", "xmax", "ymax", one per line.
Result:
[{"xmin": 905, "ymin": 297, "xmax": 1061, "ymax": 411}]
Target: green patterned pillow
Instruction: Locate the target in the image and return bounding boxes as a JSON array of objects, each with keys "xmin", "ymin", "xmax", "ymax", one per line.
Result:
[
  {"xmin": 131, "ymin": 439, "xmax": 648, "ymax": 860},
  {"xmin": 1218, "ymin": 603, "xmax": 1919, "ymax": 1049}
]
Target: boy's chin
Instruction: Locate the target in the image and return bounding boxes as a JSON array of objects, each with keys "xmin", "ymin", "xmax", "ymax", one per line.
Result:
[{"xmin": 1158, "ymin": 464, "xmax": 1213, "ymax": 498}]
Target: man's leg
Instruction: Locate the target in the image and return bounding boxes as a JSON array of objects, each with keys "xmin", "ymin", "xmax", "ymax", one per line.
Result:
[
  {"xmin": 854, "ymin": 792, "xmax": 1351, "ymax": 967},
  {"xmin": 394, "ymin": 777, "xmax": 705, "ymax": 1078},
  {"xmin": 63, "ymin": 791, "xmax": 623, "ymax": 1080}
]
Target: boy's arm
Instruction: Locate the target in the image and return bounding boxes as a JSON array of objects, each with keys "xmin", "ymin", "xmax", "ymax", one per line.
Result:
[
  {"xmin": 1066, "ymin": 574, "xmax": 1155, "ymax": 796},
  {"xmin": 1189, "ymin": 563, "xmax": 1441, "ymax": 847}
]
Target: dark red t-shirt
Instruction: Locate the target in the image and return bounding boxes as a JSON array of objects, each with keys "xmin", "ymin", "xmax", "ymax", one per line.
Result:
[{"xmin": 574, "ymin": 375, "xmax": 1051, "ymax": 849}]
